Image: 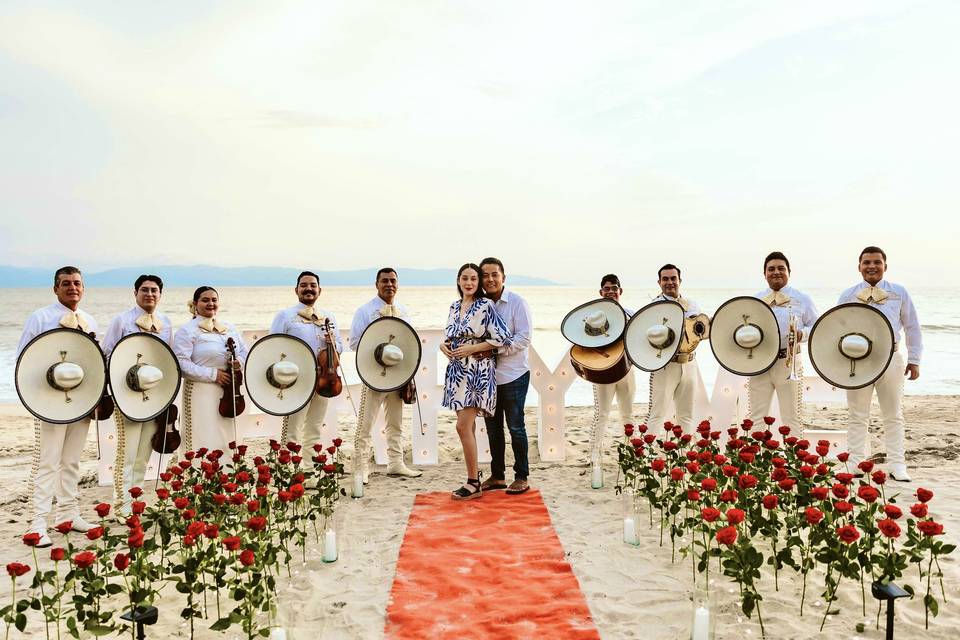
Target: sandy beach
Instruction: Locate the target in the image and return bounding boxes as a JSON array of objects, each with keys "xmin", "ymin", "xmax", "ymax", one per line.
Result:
[{"xmin": 1, "ymin": 396, "xmax": 958, "ymax": 639}]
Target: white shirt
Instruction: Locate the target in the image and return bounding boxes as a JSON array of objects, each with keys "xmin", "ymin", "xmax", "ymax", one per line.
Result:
[
  {"xmin": 269, "ymin": 302, "xmax": 343, "ymax": 355},
  {"xmin": 17, "ymin": 302, "xmax": 99, "ymax": 358},
  {"xmin": 102, "ymin": 306, "xmax": 174, "ymax": 356},
  {"xmin": 753, "ymin": 285, "xmax": 818, "ymax": 349},
  {"xmin": 172, "ymin": 316, "xmax": 248, "ymax": 383},
  {"xmin": 838, "ymin": 279, "xmax": 922, "ymax": 365},
  {"xmin": 489, "ymin": 288, "xmax": 532, "ymax": 385},
  {"xmin": 652, "ymin": 294, "xmax": 702, "ymax": 318},
  {"xmin": 349, "ymin": 296, "xmax": 411, "ymax": 351}
]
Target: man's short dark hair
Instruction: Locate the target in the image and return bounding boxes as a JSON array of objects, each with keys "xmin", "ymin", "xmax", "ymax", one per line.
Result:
[
  {"xmin": 134, "ymin": 274, "xmax": 163, "ymax": 292},
  {"xmin": 375, "ymin": 267, "xmax": 397, "ymax": 282},
  {"xmin": 600, "ymin": 274, "xmax": 621, "ymax": 288},
  {"xmin": 763, "ymin": 251, "xmax": 791, "ymax": 273},
  {"xmin": 53, "ymin": 266, "xmax": 81, "ymax": 287},
  {"xmin": 479, "ymin": 257, "xmax": 505, "ymax": 275},
  {"xmin": 657, "ymin": 264, "xmax": 682, "ymax": 280},
  {"xmin": 859, "ymin": 246, "xmax": 887, "ymax": 262},
  {"xmin": 296, "ymin": 270, "xmax": 320, "ymax": 285}
]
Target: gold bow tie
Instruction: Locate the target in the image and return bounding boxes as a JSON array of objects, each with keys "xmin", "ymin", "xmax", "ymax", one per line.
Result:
[
  {"xmin": 676, "ymin": 297, "xmax": 690, "ymax": 312},
  {"xmin": 856, "ymin": 286, "xmax": 888, "ymax": 305},
  {"xmin": 59, "ymin": 311, "xmax": 90, "ymax": 332},
  {"xmin": 135, "ymin": 313, "xmax": 161, "ymax": 333},
  {"xmin": 378, "ymin": 304, "xmax": 397, "ymax": 318},
  {"xmin": 763, "ymin": 291, "xmax": 791, "ymax": 307},
  {"xmin": 297, "ymin": 306, "xmax": 327, "ymax": 326},
  {"xmin": 198, "ymin": 316, "xmax": 227, "ymax": 334}
]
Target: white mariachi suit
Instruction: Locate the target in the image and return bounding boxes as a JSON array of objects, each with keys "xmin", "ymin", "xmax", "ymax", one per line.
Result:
[
  {"xmin": 102, "ymin": 306, "xmax": 173, "ymax": 514},
  {"xmin": 17, "ymin": 302, "xmax": 98, "ymax": 531},
  {"xmin": 590, "ymin": 307, "xmax": 636, "ymax": 460},
  {"xmin": 350, "ymin": 298, "xmax": 411, "ymax": 474},
  {"xmin": 646, "ymin": 295, "xmax": 703, "ymax": 434},
  {"xmin": 270, "ymin": 303, "xmax": 343, "ymax": 450},
  {"xmin": 747, "ymin": 286, "xmax": 818, "ymax": 429},
  {"xmin": 838, "ymin": 281, "xmax": 922, "ymax": 468},
  {"xmin": 172, "ymin": 317, "xmax": 248, "ymax": 456}
]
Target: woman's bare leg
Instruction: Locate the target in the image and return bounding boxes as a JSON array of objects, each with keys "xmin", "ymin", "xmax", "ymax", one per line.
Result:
[{"xmin": 455, "ymin": 408, "xmax": 479, "ymax": 479}]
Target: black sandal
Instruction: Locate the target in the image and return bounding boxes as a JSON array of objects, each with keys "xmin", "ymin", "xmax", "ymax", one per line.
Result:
[{"xmin": 452, "ymin": 472, "xmax": 483, "ymax": 501}]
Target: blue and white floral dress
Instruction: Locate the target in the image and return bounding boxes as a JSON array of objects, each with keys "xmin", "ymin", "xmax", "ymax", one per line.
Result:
[{"xmin": 442, "ymin": 298, "xmax": 513, "ymax": 417}]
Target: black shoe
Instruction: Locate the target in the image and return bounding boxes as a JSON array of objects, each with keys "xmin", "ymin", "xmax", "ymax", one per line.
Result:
[{"xmin": 452, "ymin": 472, "xmax": 483, "ymax": 501}]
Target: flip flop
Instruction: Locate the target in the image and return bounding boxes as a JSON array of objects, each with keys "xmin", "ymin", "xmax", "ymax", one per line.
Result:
[
  {"xmin": 481, "ymin": 478, "xmax": 508, "ymax": 491},
  {"xmin": 505, "ymin": 479, "xmax": 530, "ymax": 495}
]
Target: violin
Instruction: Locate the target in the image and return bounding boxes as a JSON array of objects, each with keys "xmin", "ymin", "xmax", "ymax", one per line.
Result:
[
  {"xmin": 88, "ymin": 331, "xmax": 114, "ymax": 420},
  {"xmin": 315, "ymin": 319, "xmax": 343, "ymax": 398},
  {"xmin": 218, "ymin": 337, "xmax": 246, "ymax": 418},
  {"xmin": 151, "ymin": 404, "xmax": 181, "ymax": 454}
]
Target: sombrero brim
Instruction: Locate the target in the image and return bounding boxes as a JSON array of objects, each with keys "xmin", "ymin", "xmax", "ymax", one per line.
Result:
[
  {"xmin": 245, "ymin": 334, "xmax": 318, "ymax": 416},
  {"xmin": 809, "ymin": 303, "xmax": 895, "ymax": 390},
  {"xmin": 560, "ymin": 298, "xmax": 627, "ymax": 348},
  {"xmin": 15, "ymin": 328, "xmax": 107, "ymax": 424},
  {"xmin": 108, "ymin": 333, "xmax": 182, "ymax": 423},
  {"xmin": 356, "ymin": 317, "xmax": 422, "ymax": 392},
  {"xmin": 623, "ymin": 300, "xmax": 686, "ymax": 372},
  {"xmin": 710, "ymin": 296, "xmax": 781, "ymax": 376}
]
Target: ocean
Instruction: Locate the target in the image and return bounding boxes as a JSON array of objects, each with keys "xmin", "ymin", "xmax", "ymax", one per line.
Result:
[{"xmin": 1, "ymin": 285, "xmax": 956, "ymax": 406}]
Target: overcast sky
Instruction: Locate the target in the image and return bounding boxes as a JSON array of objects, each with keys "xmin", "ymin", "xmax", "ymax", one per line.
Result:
[{"xmin": 1, "ymin": 1, "xmax": 957, "ymax": 287}]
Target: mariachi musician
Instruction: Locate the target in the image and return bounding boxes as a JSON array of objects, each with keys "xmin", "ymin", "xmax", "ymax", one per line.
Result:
[
  {"xmin": 269, "ymin": 270, "xmax": 343, "ymax": 451},
  {"xmin": 102, "ymin": 274, "xmax": 174, "ymax": 515},
  {"xmin": 172, "ymin": 286, "xmax": 248, "ymax": 455},
  {"xmin": 646, "ymin": 264, "xmax": 709, "ymax": 433},
  {"xmin": 17, "ymin": 266, "xmax": 99, "ymax": 545}
]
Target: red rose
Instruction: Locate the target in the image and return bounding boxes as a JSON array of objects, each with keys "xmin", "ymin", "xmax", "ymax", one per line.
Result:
[
  {"xmin": 247, "ymin": 500, "xmax": 260, "ymax": 513},
  {"xmin": 229, "ymin": 493, "xmax": 246, "ymax": 506},
  {"xmin": 763, "ymin": 416, "xmax": 776, "ymax": 426},
  {"xmin": 126, "ymin": 515, "xmax": 141, "ymax": 529},
  {"xmin": 290, "ymin": 483, "xmax": 305, "ymax": 498},
  {"xmin": 322, "ymin": 464, "xmax": 337, "ymax": 474},
  {"xmin": 650, "ymin": 459, "xmax": 666, "ymax": 473},
  {"xmin": 720, "ymin": 489, "xmax": 738, "ymax": 503},
  {"xmin": 738, "ymin": 474, "xmax": 758, "ymax": 490},
  {"xmin": 738, "ymin": 451, "xmax": 755, "ymax": 464},
  {"xmin": 771, "ymin": 468, "xmax": 788, "ymax": 482},
  {"xmin": 716, "ymin": 526, "xmax": 738, "ymax": 546},
  {"xmin": 762, "ymin": 494, "xmax": 778, "ymax": 510},
  {"xmin": 256, "ymin": 486, "xmax": 268, "ymax": 497},
  {"xmin": 186, "ymin": 521, "xmax": 205, "ymax": 537},
  {"xmin": 128, "ymin": 486, "xmax": 143, "ymax": 499},
  {"xmin": 816, "ymin": 445, "xmax": 829, "ymax": 457},
  {"xmin": 872, "ymin": 470, "xmax": 887, "ymax": 485},
  {"xmin": 643, "ymin": 434, "xmax": 657, "ymax": 445},
  {"xmin": 785, "ymin": 436, "xmax": 798, "ymax": 446},
  {"xmin": 246, "ymin": 516, "xmax": 267, "ymax": 532},
  {"xmin": 883, "ymin": 504, "xmax": 903, "ymax": 520},
  {"xmin": 835, "ymin": 472, "xmax": 854, "ymax": 485},
  {"xmin": 237, "ymin": 471, "xmax": 251, "ymax": 484},
  {"xmin": 910, "ymin": 503, "xmax": 928, "ymax": 518},
  {"xmin": 326, "ymin": 446, "xmax": 336, "ymax": 455},
  {"xmin": 94, "ymin": 503, "xmax": 111, "ymax": 518},
  {"xmin": 72, "ymin": 551, "xmax": 97, "ymax": 569},
  {"xmin": 778, "ymin": 479, "xmax": 797, "ymax": 491},
  {"xmin": 183, "ymin": 534, "xmax": 197, "ymax": 547},
  {"xmin": 833, "ymin": 501, "xmax": 854, "ymax": 514},
  {"xmin": 213, "ymin": 493, "xmax": 227, "ymax": 505},
  {"xmin": 203, "ymin": 523, "xmax": 219, "ymax": 539},
  {"xmin": 713, "ymin": 454, "xmax": 728, "ymax": 465},
  {"xmin": 800, "ymin": 465, "xmax": 816, "ymax": 479},
  {"xmin": 128, "ymin": 528, "xmax": 145, "ymax": 549},
  {"xmin": 811, "ymin": 487, "xmax": 829, "ymax": 500},
  {"xmin": 86, "ymin": 527, "xmax": 104, "ymax": 541},
  {"xmin": 662, "ymin": 441, "xmax": 678, "ymax": 451},
  {"xmin": 624, "ymin": 425, "xmax": 635, "ymax": 436},
  {"xmin": 857, "ymin": 486, "xmax": 880, "ymax": 503},
  {"xmin": 170, "ymin": 480, "xmax": 183, "ymax": 491},
  {"xmin": 836, "ymin": 525, "xmax": 860, "ymax": 544},
  {"xmin": 179, "ymin": 460, "xmax": 191, "ymax": 470},
  {"xmin": 54, "ymin": 521, "xmax": 73, "ymax": 535},
  {"xmin": 22, "ymin": 532, "xmax": 41, "ymax": 547},
  {"xmin": 685, "ymin": 462, "xmax": 700, "ymax": 474},
  {"xmin": 764, "ymin": 439, "xmax": 780, "ymax": 450},
  {"xmin": 878, "ymin": 519, "xmax": 901, "ymax": 539},
  {"xmin": 686, "ymin": 490, "xmax": 701, "ymax": 502},
  {"xmin": 638, "ymin": 424, "xmax": 649, "ymax": 433},
  {"xmin": 50, "ymin": 548, "xmax": 66, "ymax": 562},
  {"xmin": 131, "ymin": 501, "xmax": 146, "ymax": 515},
  {"xmin": 722, "ymin": 465, "xmax": 739, "ymax": 478},
  {"xmin": 837, "ymin": 452, "xmax": 850, "ymax": 462},
  {"xmin": 856, "ymin": 460, "xmax": 874, "ymax": 473},
  {"xmin": 6, "ymin": 563, "xmax": 30, "ymax": 578},
  {"xmin": 778, "ymin": 426, "xmax": 791, "ymax": 436},
  {"xmin": 237, "ymin": 444, "xmax": 248, "ymax": 455},
  {"xmin": 192, "ymin": 484, "xmax": 203, "ymax": 495},
  {"xmin": 223, "ymin": 536, "xmax": 242, "ymax": 551},
  {"xmin": 239, "ymin": 548, "xmax": 256, "ymax": 567},
  {"xmin": 670, "ymin": 467, "xmax": 685, "ymax": 482},
  {"xmin": 182, "ymin": 508, "xmax": 196, "ymax": 520},
  {"xmin": 816, "ymin": 464, "xmax": 829, "ymax": 477},
  {"xmin": 918, "ymin": 520, "xmax": 945, "ymax": 537},
  {"xmin": 700, "ymin": 478, "xmax": 717, "ymax": 492},
  {"xmin": 223, "ymin": 482, "xmax": 238, "ymax": 493},
  {"xmin": 916, "ymin": 488, "xmax": 934, "ymax": 503},
  {"xmin": 725, "ymin": 508, "xmax": 746, "ymax": 525},
  {"xmin": 832, "ymin": 484, "xmax": 849, "ymax": 499},
  {"xmin": 156, "ymin": 488, "xmax": 170, "ymax": 500},
  {"xmin": 114, "ymin": 552, "xmax": 130, "ymax": 571},
  {"xmin": 805, "ymin": 507, "xmax": 824, "ymax": 525},
  {"xmin": 278, "ymin": 490, "xmax": 293, "ymax": 503},
  {"xmin": 159, "ymin": 472, "xmax": 172, "ymax": 482},
  {"xmin": 173, "ymin": 497, "xmax": 190, "ymax": 510},
  {"xmin": 701, "ymin": 507, "xmax": 721, "ymax": 522},
  {"xmin": 741, "ymin": 419, "xmax": 753, "ymax": 429}
]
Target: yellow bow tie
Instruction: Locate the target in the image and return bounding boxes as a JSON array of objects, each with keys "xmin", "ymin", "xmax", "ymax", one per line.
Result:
[
  {"xmin": 297, "ymin": 306, "xmax": 326, "ymax": 326},
  {"xmin": 59, "ymin": 311, "xmax": 90, "ymax": 332},
  {"xmin": 378, "ymin": 304, "xmax": 397, "ymax": 318},
  {"xmin": 856, "ymin": 286, "xmax": 888, "ymax": 305},
  {"xmin": 675, "ymin": 297, "xmax": 690, "ymax": 312},
  {"xmin": 135, "ymin": 313, "xmax": 161, "ymax": 333},
  {"xmin": 763, "ymin": 291, "xmax": 791, "ymax": 307},
  {"xmin": 198, "ymin": 316, "xmax": 227, "ymax": 334}
]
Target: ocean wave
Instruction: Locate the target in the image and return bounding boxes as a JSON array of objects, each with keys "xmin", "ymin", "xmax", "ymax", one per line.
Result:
[{"xmin": 922, "ymin": 324, "xmax": 960, "ymax": 334}]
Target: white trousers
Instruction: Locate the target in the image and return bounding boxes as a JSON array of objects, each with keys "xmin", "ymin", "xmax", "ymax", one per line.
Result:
[
  {"xmin": 283, "ymin": 394, "xmax": 330, "ymax": 450},
  {"xmin": 183, "ymin": 381, "xmax": 235, "ymax": 456},
  {"xmin": 32, "ymin": 418, "xmax": 89, "ymax": 529},
  {"xmin": 354, "ymin": 386, "xmax": 405, "ymax": 467},
  {"xmin": 846, "ymin": 351, "xmax": 907, "ymax": 466},
  {"xmin": 113, "ymin": 415, "xmax": 156, "ymax": 514},
  {"xmin": 646, "ymin": 360, "xmax": 700, "ymax": 434},
  {"xmin": 748, "ymin": 357, "xmax": 802, "ymax": 429},
  {"xmin": 591, "ymin": 370, "xmax": 636, "ymax": 458}
]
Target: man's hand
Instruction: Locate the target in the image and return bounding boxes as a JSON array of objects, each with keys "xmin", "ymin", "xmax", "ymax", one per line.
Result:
[
  {"xmin": 905, "ymin": 364, "xmax": 920, "ymax": 381},
  {"xmin": 216, "ymin": 370, "xmax": 232, "ymax": 385},
  {"xmin": 439, "ymin": 342, "xmax": 454, "ymax": 360}
]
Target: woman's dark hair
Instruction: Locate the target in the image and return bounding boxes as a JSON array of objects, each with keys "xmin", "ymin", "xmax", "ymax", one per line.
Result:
[
  {"xmin": 135, "ymin": 274, "xmax": 164, "ymax": 292},
  {"xmin": 193, "ymin": 286, "xmax": 217, "ymax": 303},
  {"xmin": 456, "ymin": 263, "xmax": 486, "ymax": 300}
]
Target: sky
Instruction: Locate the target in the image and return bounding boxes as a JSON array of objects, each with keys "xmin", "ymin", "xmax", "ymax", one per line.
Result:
[{"xmin": 1, "ymin": 1, "xmax": 958, "ymax": 287}]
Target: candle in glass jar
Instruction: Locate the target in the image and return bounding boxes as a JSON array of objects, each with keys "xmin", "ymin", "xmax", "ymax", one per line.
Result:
[
  {"xmin": 352, "ymin": 471, "xmax": 364, "ymax": 498},
  {"xmin": 623, "ymin": 517, "xmax": 638, "ymax": 545},
  {"xmin": 691, "ymin": 606, "xmax": 710, "ymax": 640},
  {"xmin": 269, "ymin": 628, "xmax": 288, "ymax": 640},
  {"xmin": 322, "ymin": 529, "xmax": 338, "ymax": 562},
  {"xmin": 591, "ymin": 463, "xmax": 603, "ymax": 489}
]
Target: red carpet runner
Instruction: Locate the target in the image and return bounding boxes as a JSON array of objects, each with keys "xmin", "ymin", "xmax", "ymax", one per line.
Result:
[{"xmin": 385, "ymin": 490, "xmax": 600, "ymax": 640}]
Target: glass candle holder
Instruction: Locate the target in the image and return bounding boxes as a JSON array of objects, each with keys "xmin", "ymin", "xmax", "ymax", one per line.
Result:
[
  {"xmin": 621, "ymin": 486, "xmax": 640, "ymax": 546},
  {"xmin": 321, "ymin": 518, "xmax": 338, "ymax": 563},
  {"xmin": 351, "ymin": 469, "xmax": 364, "ymax": 499},
  {"xmin": 690, "ymin": 588, "xmax": 716, "ymax": 640},
  {"xmin": 591, "ymin": 455, "xmax": 604, "ymax": 489}
]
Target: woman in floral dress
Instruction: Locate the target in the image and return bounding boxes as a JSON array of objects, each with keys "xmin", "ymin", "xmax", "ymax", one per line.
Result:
[{"xmin": 441, "ymin": 263, "xmax": 513, "ymax": 500}]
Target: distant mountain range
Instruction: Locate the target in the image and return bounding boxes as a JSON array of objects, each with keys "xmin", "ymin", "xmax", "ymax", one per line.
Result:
[{"xmin": 0, "ymin": 265, "xmax": 560, "ymax": 287}]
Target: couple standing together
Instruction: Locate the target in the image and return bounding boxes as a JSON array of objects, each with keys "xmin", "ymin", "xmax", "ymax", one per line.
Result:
[{"xmin": 440, "ymin": 258, "xmax": 532, "ymax": 501}]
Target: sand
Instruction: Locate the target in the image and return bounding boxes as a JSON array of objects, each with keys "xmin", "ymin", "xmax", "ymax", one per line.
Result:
[{"xmin": 1, "ymin": 396, "xmax": 958, "ymax": 639}]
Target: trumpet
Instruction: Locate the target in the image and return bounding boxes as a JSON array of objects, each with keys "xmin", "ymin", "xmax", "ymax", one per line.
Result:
[{"xmin": 786, "ymin": 313, "xmax": 801, "ymax": 382}]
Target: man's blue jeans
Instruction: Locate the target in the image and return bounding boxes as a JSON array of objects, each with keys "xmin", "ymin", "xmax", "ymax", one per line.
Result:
[{"xmin": 484, "ymin": 371, "xmax": 530, "ymax": 481}]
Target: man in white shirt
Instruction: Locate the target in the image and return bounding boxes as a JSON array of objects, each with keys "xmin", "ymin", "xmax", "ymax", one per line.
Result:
[
  {"xmin": 102, "ymin": 274, "xmax": 173, "ymax": 515},
  {"xmin": 646, "ymin": 264, "xmax": 704, "ymax": 434},
  {"xmin": 18, "ymin": 267, "xmax": 98, "ymax": 546},
  {"xmin": 350, "ymin": 268, "xmax": 422, "ymax": 480},
  {"xmin": 589, "ymin": 274, "xmax": 636, "ymax": 463},
  {"xmin": 839, "ymin": 246, "xmax": 922, "ymax": 482},
  {"xmin": 748, "ymin": 252, "xmax": 819, "ymax": 430},
  {"xmin": 479, "ymin": 257, "xmax": 533, "ymax": 495},
  {"xmin": 269, "ymin": 271, "xmax": 343, "ymax": 452}
]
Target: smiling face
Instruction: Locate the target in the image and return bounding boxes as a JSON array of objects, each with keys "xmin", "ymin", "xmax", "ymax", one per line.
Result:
[
  {"xmin": 296, "ymin": 274, "xmax": 320, "ymax": 306},
  {"xmin": 54, "ymin": 272, "xmax": 83, "ymax": 311},
  {"xmin": 376, "ymin": 270, "xmax": 398, "ymax": 303},
  {"xmin": 600, "ymin": 280, "xmax": 622, "ymax": 302},
  {"xmin": 859, "ymin": 252, "xmax": 886, "ymax": 286},
  {"xmin": 764, "ymin": 259, "xmax": 790, "ymax": 292},
  {"xmin": 195, "ymin": 290, "xmax": 219, "ymax": 318},
  {"xmin": 458, "ymin": 267, "xmax": 481, "ymax": 298},
  {"xmin": 481, "ymin": 263, "xmax": 504, "ymax": 298},
  {"xmin": 135, "ymin": 280, "xmax": 162, "ymax": 313},
  {"xmin": 658, "ymin": 269, "xmax": 681, "ymax": 298}
]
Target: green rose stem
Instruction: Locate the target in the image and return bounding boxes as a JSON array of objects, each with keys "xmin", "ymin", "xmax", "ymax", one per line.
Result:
[
  {"xmin": 819, "ymin": 569, "xmax": 841, "ymax": 632},
  {"xmin": 30, "ymin": 546, "xmax": 51, "ymax": 640},
  {"xmin": 120, "ymin": 572, "xmax": 134, "ymax": 640},
  {"xmin": 925, "ymin": 551, "xmax": 934, "ymax": 630},
  {"xmin": 5, "ymin": 574, "xmax": 16, "ymax": 640},
  {"xmin": 51, "ymin": 559, "xmax": 62, "ymax": 640},
  {"xmin": 799, "ymin": 538, "xmax": 813, "ymax": 616}
]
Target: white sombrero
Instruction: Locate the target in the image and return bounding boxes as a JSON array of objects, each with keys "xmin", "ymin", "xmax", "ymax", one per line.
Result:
[
  {"xmin": 356, "ymin": 317, "xmax": 422, "ymax": 392},
  {"xmin": 108, "ymin": 333, "xmax": 182, "ymax": 423},
  {"xmin": 710, "ymin": 296, "xmax": 781, "ymax": 376},
  {"xmin": 560, "ymin": 298, "xmax": 627, "ymax": 348},
  {"xmin": 244, "ymin": 334, "xmax": 318, "ymax": 416},
  {"xmin": 623, "ymin": 300, "xmax": 686, "ymax": 372},
  {"xmin": 809, "ymin": 303, "xmax": 895, "ymax": 390},
  {"xmin": 15, "ymin": 328, "xmax": 107, "ymax": 424}
]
